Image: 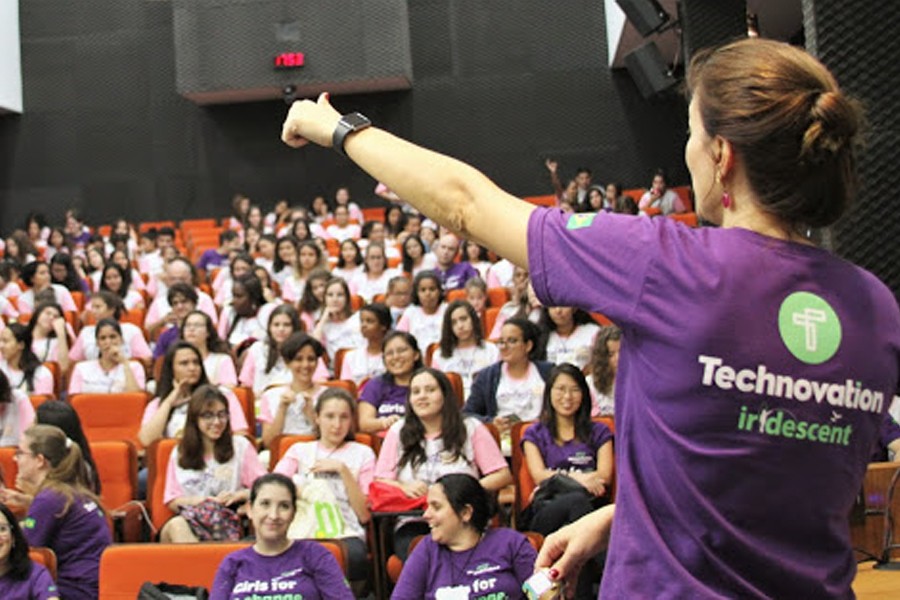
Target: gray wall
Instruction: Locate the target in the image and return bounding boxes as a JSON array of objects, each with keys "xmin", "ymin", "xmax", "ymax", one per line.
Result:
[{"xmin": 0, "ymin": 0, "xmax": 689, "ymax": 231}]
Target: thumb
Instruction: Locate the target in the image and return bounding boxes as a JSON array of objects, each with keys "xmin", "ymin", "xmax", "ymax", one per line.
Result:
[{"xmin": 317, "ymin": 91, "xmax": 331, "ymax": 107}]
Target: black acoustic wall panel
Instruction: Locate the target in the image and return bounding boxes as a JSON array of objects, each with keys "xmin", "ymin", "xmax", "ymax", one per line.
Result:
[
  {"xmin": 615, "ymin": 0, "xmax": 670, "ymax": 37},
  {"xmin": 679, "ymin": 0, "xmax": 747, "ymax": 59},
  {"xmin": 172, "ymin": 0, "xmax": 412, "ymax": 104},
  {"xmin": 803, "ymin": 0, "xmax": 900, "ymax": 299},
  {"xmin": 624, "ymin": 42, "xmax": 677, "ymax": 98}
]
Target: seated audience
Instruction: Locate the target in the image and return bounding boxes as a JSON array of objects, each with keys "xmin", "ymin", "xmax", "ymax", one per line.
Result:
[
  {"xmin": 385, "ymin": 275, "xmax": 412, "ymax": 326},
  {"xmin": 150, "ymin": 283, "xmax": 198, "ymax": 360},
  {"xmin": 391, "ymin": 473, "xmax": 534, "ymax": 598},
  {"xmin": 397, "ymin": 271, "xmax": 446, "ymax": 351},
  {"xmin": 211, "ymin": 473, "xmax": 353, "ymax": 599},
  {"xmin": 35, "ymin": 401, "xmax": 101, "ymax": 494},
  {"xmin": 311, "ymin": 278, "xmax": 362, "ymax": 364},
  {"xmin": 212, "ymin": 252, "xmax": 256, "ymax": 307},
  {"xmin": 17, "ymin": 424, "xmax": 111, "ymax": 599},
  {"xmin": 586, "ymin": 326, "xmax": 621, "ymax": 417},
  {"xmin": 521, "ymin": 364, "xmax": 613, "ymax": 597},
  {"xmin": 0, "ymin": 324, "xmax": 54, "ymax": 395},
  {"xmin": 298, "ymin": 268, "xmax": 331, "ymax": 332},
  {"xmin": 197, "ymin": 230, "xmax": 242, "ymax": 272},
  {"xmin": 401, "ymin": 235, "xmax": 437, "ymax": 277},
  {"xmin": 27, "ymin": 302, "xmax": 71, "ymax": 373},
  {"xmin": 331, "ymin": 239, "xmax": 364, "ymax": 284},
  {"xmin": 0, "ymin": 370, "xmax": 35, "ymax": 446},
  {"xmin": 67, "ymin": 319, "xmax": 145, "ymax": 395},
  {"xmin": 216, "ymin": 274, "xmax": 273, "ymax": 354},
  {"xmin": 338, "ymin": 303, "xmax": 390, "ymax": 385},
  {"xmin": 259, "ymin": 333, "xmax": 326, "ymax": 447},
  {"xmin": 180, "ymin": 310, "xmax": 238, "ymax": 387},
  {"xmin": 432, "ymin": 235, "xmax": 479, "ymax": 291},
  {"xmin": 539, "ymin": 306, "xmax": 600, "ymax": 370},
  {"xmin": 358, "ymin": 331, "xmax": 422, "ymax": 435},
  {"xmin": 98, "ymin": 264, "xmax": 144, "ymax": 311},
  {"xmin": 17, "ymin": 261, "xmax": 77, "ymax": 315},
  {"xmin": 273, "ymin": 388, "xmax": 374, "ymax": 586},
  {"xmin": 350, "ymin": 242, "xmax": 396, "ymax": 303},
  {"xmin": 144, "ymin": 257, "xmax": 217, "ymax": 335},
  {"xmin": 0, "ymin": 502, "xmax": 59, "ymax": 599},
  {"xmin": 431, "ymin": 300, "xmax": 499, "ymax": 400},
  {"xmin": 70, "ymin": 292, "xmax": 152, "ymax": 365},
  {"xmin": 160, "ymin": 386, "xmax": 265, "ymax": 543},
  {"xmin": 638, "ymin": 168, "xmax": 685, "ymax": 215},
  {"xmin": 49, "ymin": 253, "xmax": 88, "ymax": 294}
]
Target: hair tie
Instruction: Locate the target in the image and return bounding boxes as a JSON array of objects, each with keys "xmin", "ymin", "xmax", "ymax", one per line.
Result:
[{"xmin": 65, "ymin": 437, "xmax": 73, "ymax": 449}]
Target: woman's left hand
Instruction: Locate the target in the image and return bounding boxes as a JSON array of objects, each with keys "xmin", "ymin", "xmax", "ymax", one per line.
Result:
[{"xmin": 52, "ymin": 316, "xmax": 67, "ymax": 337}]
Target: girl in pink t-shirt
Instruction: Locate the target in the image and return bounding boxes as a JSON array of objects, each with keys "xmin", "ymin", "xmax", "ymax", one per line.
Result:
[{"xmin": 160, "ymin": 385, "xmax": 265, "ymax": 543}]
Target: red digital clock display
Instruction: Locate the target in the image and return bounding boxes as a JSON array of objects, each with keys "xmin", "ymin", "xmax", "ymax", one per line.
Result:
[{"xmin": 274, "ymin": 52, "xmax": 305, "ymax": 69}]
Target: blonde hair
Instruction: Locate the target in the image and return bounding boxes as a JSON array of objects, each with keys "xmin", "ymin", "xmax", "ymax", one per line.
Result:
[{"xmin": 25, "ymin": 424, "xmax": 102, "ymax": 516}]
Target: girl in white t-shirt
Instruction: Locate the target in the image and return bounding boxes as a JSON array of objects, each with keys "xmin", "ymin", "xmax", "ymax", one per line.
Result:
[
  {"xmin": 312, "ymin": 278, "xmax": 362, "ymax": 364},
  {"xmin": 586, "ymin": 325, "xmax": 621, "ymax": 417},
  {"xmin": 0, "ymin": 324, "xmax": 54, "ymax": 395},
  {"xmin": 397, "ymin": 271, "xmax": 446, "ymax": 352},
  {"xmin": 272, "ymin": 236, "xmax": 298, "ymax": 287},
  {"xmin": 539, "ymin": 306, "xmax": 601, "ymax": 370},
  {"xmin": 298, "ymin": 268, "xmax": 330, "ymax": 333},
  {"xmin": 258, "ymin": 333, "xmax": 327, "ymax": 447},
  {"xmin": 331, "ymin": 239, "xmax": 364, "ymax": 284},
  {"xmin": 68, "ymin": 318, "xmax": 145, "ymax": 395},
  {"xmin": 339, "ymin": 303, "xmax": 389, "ymax": 385},
  {"xmin": 350, "ymin": 242, "xmax": 397, "ymax": 303},
  {"xmin": 99, "ymin": 264, "xmax": 145, "ymax": 311},
  {"xmin": 69, "ymin": 291, "xmax": 152, "ymax": 369},
  {"xmin": 27, "ymin": 301, "xmax": 72, "ymax": 374},
  {"xmin": 160, "ymin": 385, "xmax": 266, "ymax": 543},
  {"xmin": 281, "ymin": 241, "xmax": 326, "ymax": 303},
  {"xmin": 274, "ymin": 387, "xmax": 375, "ymax": 584},
  {"xmin": 0, "ymin": 369, "xmax": 36, "ymax": 446},
  {"xmin": 431, "ymin": 300, "xmax": 499, "ymax": 401}
]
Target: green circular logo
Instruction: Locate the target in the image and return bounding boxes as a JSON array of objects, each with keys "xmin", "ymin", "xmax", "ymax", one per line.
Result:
[{"xmin": 778, "ymin": 292, "xmax": 841, "ymax": 364}]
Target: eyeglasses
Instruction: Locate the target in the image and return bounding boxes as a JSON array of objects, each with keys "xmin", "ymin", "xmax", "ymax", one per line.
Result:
[
  {"xmin": 183, "ymin": 323, "xmax": 206, "ymax": 330},
  {"xmin": 14, "ymin": 448, "xmax": 34, "ymax": 458},
  {"xmin": 199, "ymin": 411, "xmax": 229, "ymax": 422},
  {"xmin": 496, "ymin": 338, "xmax": 523, "ymax": 347},
  {"xmin": 551, "ymin": 386, "xmax": 582, "ymax": 397},
  {"xmin": 384, "ymin": 347, "xmax": 412, "ymax": 358}
]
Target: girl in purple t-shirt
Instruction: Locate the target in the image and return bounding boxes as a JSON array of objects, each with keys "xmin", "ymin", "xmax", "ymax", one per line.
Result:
[
  {"xmin": 521, "ymin": 364, "xmax": 613, "ymax": 597},
  {"xmin": 392, "ymin": 473, "xmax": 536, "ymax": 600},
  {"xmin": 17, "ymin": 424, "xmax": 111, "ymax": 600},
  {"xmin": 358, "ymin": 331, "xmax": 423, "ymax": 434},
  {"xmin": 0, "ymin": 502, "xmax": 58, "ymax": 599},
  {"xmin": 212, "ymin": 473, "xmax": 353, "ymax": 600}
]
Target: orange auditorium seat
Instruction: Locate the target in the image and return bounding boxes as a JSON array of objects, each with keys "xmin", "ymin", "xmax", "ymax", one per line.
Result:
[
  {"xmin": 446, "ymin": 289, "xmax": 466, "ymax": 303},
  {"xmin": 28, "ymin": 547, "xmax": 57, "ymax": 582},
  {"xmin": 91, "ymin": 440, "xmax": 143, "ymax": 542},
  {"xmin": 70, "ymin": 392, "xmax": 151, "ymax": 450},
  {"xmin": 99, "ymin": 540, "xmax": 347, "ymax": 599},
  {"xmin": 268, "ymin": 432, "xmax": 375, "ymax": 470},
  {"xmin": 145, "ymin": 438, "xmax": 178, "ymax": 534},
  {"xmin": 483, "ymin": 307, "xmax": 501, "ymax": 340},
  {"xmin": 486, "ymin": 287, "xmax": 510, "ymax": 308}
]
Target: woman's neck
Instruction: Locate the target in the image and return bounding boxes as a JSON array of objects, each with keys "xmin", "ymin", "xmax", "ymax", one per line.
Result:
[
  {"xmin": 393, "ymin": 372, "xmax": 412, "ymax": 386},
  {"xmin": 8, "ymin": 353, "xmax": 21, "ymax": 369},
  {"xmin": 420, "ymin": 414, "xmax": 442, "ymax": 435},
  {"xmin": 196, "ymin": 344, "xmax": 209, "ymax": 359},
  {"xmin": 99, "ymin": 354, "xmax": 117, "ymax": 371},
  {"xmin": 202, "ymin": 437, "xmax": 216, "ymax": 455},
  {"xmin": 422, "ymin": 304, "xmax": 439, "ymax": 315},
  {"xmin": 254, "ymin": 537, "xmax": 293, "ymax": 557},
  {"xmin": 506, "ymin": 359, "xmax": 529, "ymax": 377},
  {"xmin": 555, "ymin": 415, "xmax": 576, "ymax": 441},
  {"xmin": 456, "ymin": 337, "xmax": 476, "ymax": 349},
  {"xmin": 367, "ymin": 338, "xmax": 383, "ymax": 353},
  {"xmin": 555, "ymin": 322, "xmax": 574, "ymax": 337},
  {"xmin": 291, "ymin": 378, "xmax": 315, "ymax": 393},
  {"xmin": 319, "ymin": 437, "xmax": 345, "ymax": 451},
  {"xmin": 447, "ymin": 527, "xmax": 481, "ymax": 552}
]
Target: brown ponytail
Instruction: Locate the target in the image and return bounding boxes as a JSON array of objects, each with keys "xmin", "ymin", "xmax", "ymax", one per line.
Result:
[{"xmin": 25, "ymin": 424, "xmax": 102, "ymax": 516}]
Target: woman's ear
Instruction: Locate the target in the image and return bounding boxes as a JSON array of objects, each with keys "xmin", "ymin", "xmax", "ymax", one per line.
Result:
[
  {"xmin": 715, "ymin": 135, "xmax": 736, "ymax": 181},
  {"xmin": 460, "ymin": 503, "xmax": 474, "ymax": 525}
]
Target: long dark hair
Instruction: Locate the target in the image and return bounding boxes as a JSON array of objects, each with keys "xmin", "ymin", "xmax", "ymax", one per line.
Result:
[
  {"xmin": 227, "ymin": 274, "xmax": 264, "ymax": 342},
  {"xmin": 0, "ymin": 502, "xmax": 33, "ymax": 580},
  {"xmin": 92, "ymin": 290, "xmax": 125, "ymax": 321},
  {"xmin": 49, "ymin": 253, "xmax": 83, "ymax": 292},
  {"xmin": 335, "ymin": 239, "xmax": 363, "ymax": 269},
  {"xmin": 178, "ymin": 385, "xmax": 235, "ymax": 470},
  {"xmin": 99, "ymin": 263, "xmax": 132, "ymax": 299},
  {"xmin": 439, "ymin": 300, "xmax": 484, "ymax": 359},
  {"xmin": 157, "ymin": 341, "xmax": 209, "ymax": 400},
  {"xmin": 398, "ymin": 368, "xmax": 467, "ymax": 471},
  {"xmin": 273, "ymin": 235, "xmax": 299, "ymax": 274},
  {"xmin": 265, "ymin": 304, "xmax": 302, "ymax": 374},
  {"xmin": 6, "ymin": 323, "xmax": 42, "ymax": 392},
  {"xmin": 298, "ymin": 268, "xmax": 331, "ymax": 314},
  {"xmin": 36, "ymin": 400, "xmax": 101, "ymax": 494},
  {"xmin": 540, "ymin": 364, "xmax": 594, "ymax": 444},
  {"xmin": 401, "ymin": 235, "xmax": 426, "ymax": 274},
  {"xmin": 411, "ymin": 270, "xmax": 443, "ymax": 307},
  {"xmin": 180, "ymin": 310, "xmax": 230, "ymax": 354},
  {"xmin": 27, "ymin": 301, "xmax": 65, "ymax": 341},
  {"xmin": 590, "ymin": 326, "xmax": 622, "ymax": 396},
  {"xmin": 503, "ymin": 317, "xmax": 545, "ymax": 361},
  {"xmin": 538, "ymin": 305, "xmax": 596, "ymax": 333}
]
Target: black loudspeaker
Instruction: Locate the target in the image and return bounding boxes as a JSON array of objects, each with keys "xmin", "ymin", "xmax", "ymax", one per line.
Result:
[
  {"xmin": 624, "ymin": 41, "xmax": 677, "ymax": 98},
  {"xmin": 615, "ymin": 0, "xmax": 670, "ymax": 37}
]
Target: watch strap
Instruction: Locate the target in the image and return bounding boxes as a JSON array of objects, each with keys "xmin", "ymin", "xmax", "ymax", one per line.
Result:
[{"xmin": 332, "ymin": 112, "xmax": 371, "ymax": 157}]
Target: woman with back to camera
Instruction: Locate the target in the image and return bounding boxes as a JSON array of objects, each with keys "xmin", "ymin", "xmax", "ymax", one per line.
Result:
[
  {"xmin": 16, "ymin": 424, "xmax": 111, "ymax": 599},
  {"xmin": 391, "ymin": 473, "xmax": 535, "ymax": 600},
  {"xmin": 212, "ymin": 473, "xmax": 353, "ymax": 599},
  {"xmin": 0, "ymin": 501, "xmax": 59, "ymax": 599},
  {"xmin": 282, "ymin": 38, "xmax": 898, "ymax": 597}
]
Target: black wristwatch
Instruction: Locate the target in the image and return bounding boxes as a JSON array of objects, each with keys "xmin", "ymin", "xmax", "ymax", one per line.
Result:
[{"xmin": 332, "ymin": 112, "xmax": 372, "ymax": 157}]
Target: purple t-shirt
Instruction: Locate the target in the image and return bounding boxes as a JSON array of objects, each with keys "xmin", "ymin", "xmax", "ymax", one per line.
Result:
[
  {"xmin": 0, "ymin": 563, "xmax": 58, "ymax": 599},
  {"xmin": 435, "ymin": 261, "xmax": 480, "ymax": 291},
  {"xmin": 211, "ymin": 541, "xmax": 353, "ymax": 600},
  {"xmin": 392, "ymin": 528, "xmax": 536, "ymax": 600},
  {"xmin": 528, "ymin": 208, "xmax": 900, "ymax": 598},
  {"xmin": 359, "ymin": 375, "xmax": 408, "ymax": 418},
  {"xmin": 23, "ymin": 489, "xmax": 112, "ymax": 600},
  {"xmin": 197, "ymin": 248, "xmax": 229, "ymax": 271},
  {"xmin": 874, "ymin": 413, "xmax": 900, "ymax": 461},
  {"xmin": 522, "ymin": 421, "xmax": 612, "ymax": 472}
]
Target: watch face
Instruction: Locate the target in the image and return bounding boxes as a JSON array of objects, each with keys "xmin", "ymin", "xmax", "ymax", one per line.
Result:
[{"xmin": 342, "ymin": 112, "xmax": 371, "ymax": 129}]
